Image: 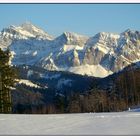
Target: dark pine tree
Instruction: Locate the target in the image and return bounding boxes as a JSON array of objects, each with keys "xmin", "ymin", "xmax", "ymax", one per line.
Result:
[{"xmin": 0, "ymin": 48, "xmax": 17, "ymax": 113}]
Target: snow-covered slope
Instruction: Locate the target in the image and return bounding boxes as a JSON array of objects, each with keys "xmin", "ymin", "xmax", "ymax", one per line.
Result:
[
  {"xmin": 0, "ymin": 22, "xmax": 140, "ymax": 77},
  {"xmin": 0, "ymin": 22, "xmax": 53, "ymax": 41},
  {"xmin": 0, "ymin": 112, "xmax": 140, "ymax": 135},
  {"xmin": 68, "ymin": 64, "xmax": 113, "ymax": 77},
  {"xmin": 17, "ymin": 79, "xmax": 41, "ymax": 88}
]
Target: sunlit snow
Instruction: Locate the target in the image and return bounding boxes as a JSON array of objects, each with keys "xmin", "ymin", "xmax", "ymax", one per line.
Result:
[
  {"xmin": 0, "ymin": 112, "xmax": 140, "ymax": 135},
  {"xmin": 68, "ymin": 64, "xmax": 113, "ymax": 77},
  {"xmin": 18, "ymin": 79, "xmax": 41, "ymax": 88}
]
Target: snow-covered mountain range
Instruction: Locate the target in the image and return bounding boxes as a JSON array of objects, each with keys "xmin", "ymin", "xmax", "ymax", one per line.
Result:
[{"xmin": 0, "ymin": 22, "xmax": 140, "ymax": 77}]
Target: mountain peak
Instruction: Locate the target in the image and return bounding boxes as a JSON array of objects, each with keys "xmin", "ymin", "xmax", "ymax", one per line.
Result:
[
  {"xmin": 123, "ymin": 29, "xmax": 140, "ymax": 36},
  {"xmin": 62, "ymin": 32, "xmax": 78, "ymax": 39},
  {"xmin": 124, "ymin": 28, "xmax": 133, "ymax": 33},
  {"xmin": 121, "ymin": 29, "xmax": 140, "ymax": 40},
  {"xmin": 122, "ymin": 29, "xmax": 136, "ymax": 35},
  {"xmin": 93, "ymin": 32, "xmax": 119, "ymax": 41},
  {"xmin": 20, "ymin": 21, "xmax": 39, "ymax": 31},
  {"xmin": 22, "ymin": 21, "xmax": 33, "ymax": 25},
  {"xmin": 63, "ymin": 31, "xmax": 88, "ymax": 38},
  {"xmin": 0, "ymin": 22, "xmax": 54, "ymax": 40},
  {"xmin": 19, "ymin": 22, "xmax": 53, "ymax": 40},
  {"xmin": 61, "ymin": 31, "xmax": 88, "ymax": 46},
  {"xmin": 63, "ymin": 31, "xmax": 78, "ymax": 36}
]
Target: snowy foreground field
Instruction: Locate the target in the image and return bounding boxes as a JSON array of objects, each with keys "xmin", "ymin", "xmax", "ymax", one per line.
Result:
[{"xmin": 0, "ymin": 112, "xmax": 140, "ymax": 135}]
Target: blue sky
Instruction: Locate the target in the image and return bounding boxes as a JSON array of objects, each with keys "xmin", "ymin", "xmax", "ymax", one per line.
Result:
[{"xmin": 0, "ymin": 4, "xmax": 140, "ymax": 37}]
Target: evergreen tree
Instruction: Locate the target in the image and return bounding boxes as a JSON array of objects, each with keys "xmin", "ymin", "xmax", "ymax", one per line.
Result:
[{"xmin": 0, "ymin": 48, "xmax": 17, "ymax": 113}]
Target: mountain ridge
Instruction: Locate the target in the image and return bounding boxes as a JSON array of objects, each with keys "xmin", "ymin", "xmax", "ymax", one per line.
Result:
[{"xmin": 0, "ymin": 22, "xmax": 140, "ymax": 77}]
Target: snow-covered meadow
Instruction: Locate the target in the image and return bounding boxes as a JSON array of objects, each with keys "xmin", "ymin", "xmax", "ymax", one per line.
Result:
[{"xmin": 0, "ymin": 112, "xmax": 140, "ymax": 135}]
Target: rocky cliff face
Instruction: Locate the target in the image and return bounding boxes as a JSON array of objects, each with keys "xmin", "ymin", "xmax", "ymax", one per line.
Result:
[{"xmin": 0, "ymin": 22, "xmax": 140, "ymax": 77}]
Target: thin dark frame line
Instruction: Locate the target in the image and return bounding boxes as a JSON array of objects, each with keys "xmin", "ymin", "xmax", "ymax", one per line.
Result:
[{"xmin": 0, "ymin": 2, "xmax": 140, "ymax": 5}]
